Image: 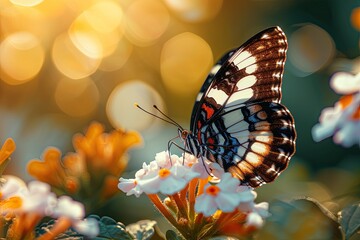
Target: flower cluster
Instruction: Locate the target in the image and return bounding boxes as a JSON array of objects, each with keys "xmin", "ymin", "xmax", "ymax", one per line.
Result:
[
  {"xmin": 0, "ymin": 177, "xmax": 98, "ymax": 240},
  {"xmin": 118, "ymin": 151, "xmax": 269, "ymax": 239},
  {"xmin": 27, "ymin": 122, "xmax": 142, "ymax": 211},
  {"xmin": 312, "ymin": 72, "xmax": 360, "ymax": 147},
  {"xmin": 0, "ymin": 138, "xmax": 98, "ymax": 239}
]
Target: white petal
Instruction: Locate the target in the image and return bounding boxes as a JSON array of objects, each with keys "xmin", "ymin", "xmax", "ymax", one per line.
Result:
[
  {"xmin": 209, "ymin": 162, "xmax": 225, "ymax": 178},
  {"xmin": 312, "ymin": 122, "xmax": 337, "ymax": 142},
  {"xmin": 334, "ymin": 122, "xmax": 360, "ymax": 147},
  {"xmin": 246, "ymin": 212, "xmax": 264, "ymax": 228},
  {"xmin": 330, "ymin": 72, "xmax": 360, "ymax": 94},
  {"xmin": 1, "ymin": 176, "xmax": 27, "ymax": 198},
  {"xmin": 190, "ymin": 162, "xmax": 210, "ymax": 179},
  {"xmin": 215, "ymin": 192, "xmax": 242, "ymax": 212},
  {"xmin": 118, "ymin": 178, "xmax": 137, "ymax": 193},
  {"xmin": 138, "ymin": 174, "xmax": 161, "ymax": 194},
  {"xmin": 217, "ymin": 173, "xmax": 240, "ymax": 192},
  {"xmin": 254, "ymin": 202, "xmax": 270, "ymax": 218},
  {"xmin": 159, "ymin": 176, "xmax": 187, "ymax": 195},
  {"xmin": 195, "ymin": 194, "xmax": 217, "ymax": 217},
  {"xmin": 237, "ymin": 190, "xmax": 256, "ymax": 202},
  {"xmin": 54, "ymin": 196, "xmax": 85, "ymax": 219},
  {"xmin": 73, "ymin": 218, "xmax": 99, "ymax": 238}
]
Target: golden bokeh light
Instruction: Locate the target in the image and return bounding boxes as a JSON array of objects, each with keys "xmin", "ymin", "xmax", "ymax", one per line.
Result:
[
  {"xmin": 9, "ymin": 0, "xmax": 43, "ymax": 7},
  {"xmin": 160, "ymin": 32, "xmax": 213, "ymax": 94},
  {"xmin": 289, "ymin": 24, "xmax": 335, "ymax": 76},
  {"xmin": 69, "ymin": 1, "xmax": 124, "ymax": 59},
  {"xmin": 52, "ymin": 33, "xmax": 101, "ymax": 79},
  {"xmin": 106, "ymin": 81, "xmax": 164, "ymax": 131},
  {"xmin": 99, "ymin": 39, "xmax": 133, "ymax": 72},
  {"xmin": 125, "ymin": 0, "xmax": 170, "ymax": 46},
  {"xmin": 164, "ymin": 0, "xmax": 223, "ymax": 22},
  {"xmin": 351, "ymin": 7, "xmax": 360, "ymax": 31},
  {"xmin": 0, "ymin": 32, "xmax": 45, "ymax": 85},
  {"xmin": 55, "ymin": 78, "xmax": 99, "ymax": 117},
  {"xmin": 83, "ymin": 1, "xmax": 123, "ymax": 34}
]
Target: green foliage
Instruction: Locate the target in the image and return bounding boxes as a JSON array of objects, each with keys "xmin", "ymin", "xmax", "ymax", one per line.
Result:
[
  {"xmin": 166, "ymin": 230, "xmax": 183, "ymax": 240},
  {"xmin": 257, "ymin": 198, "xmax": 343, "ymax": 240},
  {"xmin": 35, "ymin": 215, "xmax": 158, "ymax": 240},
  {"xmin": 91, "ymin": 215, "xmax": 132, "ymax": 240},
  {"xmin": 339, "ymin": 202, "xmax": 360, "ymax": 240}
]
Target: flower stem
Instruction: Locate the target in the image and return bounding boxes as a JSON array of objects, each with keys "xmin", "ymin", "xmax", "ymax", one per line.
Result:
[
  {"xmin": 37, "ymin": 217, "xmax": 72, "ymax": 240},
  {"xmin": 203, "ymin": 210, "xmax": 239, "ymax": 238},
  {"xmin": 188, "ymin": 178, "xmax": 198, "ymax": 225},
  {"xmin": 148, "ymin": 194, "xmax": 177, "ymax": 225},
  {"xmin": 197, "ymin": 178, "xmax": 208, "ymax": 196},
  {"xmin": 171, "ymin": 193, "xmax": 188, "ymax": 219}
]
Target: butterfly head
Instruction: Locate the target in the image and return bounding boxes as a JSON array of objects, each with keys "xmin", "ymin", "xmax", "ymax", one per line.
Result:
[{"xmin": 178, "ymin": 129, "xmax": 190, "ymax": 141}]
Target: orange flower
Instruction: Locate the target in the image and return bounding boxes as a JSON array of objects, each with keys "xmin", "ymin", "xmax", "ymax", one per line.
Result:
[
  {"xmin": 0, "ymin": 138, "xmax": 16, "ymax": 176},
  {"xmin": 27, "ymin": 122, "xmax": 142, "ymax": 211},
  {"xmin": 27, "ymin": 148, "xmax": 68, "ymax": 190},
  {"xmin": 73, "ymin": 122, "xmax": 142, "ymax": 175}
]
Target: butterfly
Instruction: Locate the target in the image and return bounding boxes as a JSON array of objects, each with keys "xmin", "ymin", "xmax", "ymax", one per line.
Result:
[{"xmin": 179, "ymin": 26, "xmax": 296, "ymax": 188}]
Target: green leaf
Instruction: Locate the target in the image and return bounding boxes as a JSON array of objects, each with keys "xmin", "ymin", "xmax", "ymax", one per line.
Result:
[
  {"xmin": 91, "ymin": 215, "xmax": 132, "ymax": 240},
  {"xmin": 166, "ymin": 230, "xmax": 182, "ymax": 240},
  {"xmin": 257, "ymin": 198, "xmax": 343, "ymax": 240},
  {"xmin": 126, "ymin": 220, "xmax": 157, "ymax": 240},
  {"xmin": 339, "ymin": 202, "xmax": 360, "ymax": 240}
]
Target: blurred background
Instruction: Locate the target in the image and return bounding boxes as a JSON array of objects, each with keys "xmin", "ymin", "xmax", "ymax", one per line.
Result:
[{"xmin": 1, "ymin": 0, "xmax": 359, "ymax": 233}]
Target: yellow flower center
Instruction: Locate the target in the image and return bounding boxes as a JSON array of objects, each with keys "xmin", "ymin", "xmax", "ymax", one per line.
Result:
[
  {"xmin": 206, "ymin": 185, "xmax": 220, "ymax": 196},
  {"xmin": 158, "ymin": 169, "xmax": 171, "ymax": 178}
]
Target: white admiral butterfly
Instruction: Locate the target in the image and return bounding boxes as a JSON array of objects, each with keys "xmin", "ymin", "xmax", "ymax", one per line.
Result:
[{"xmin": 179, "ymin": 26, "xmax": 296, "ymax": 187}]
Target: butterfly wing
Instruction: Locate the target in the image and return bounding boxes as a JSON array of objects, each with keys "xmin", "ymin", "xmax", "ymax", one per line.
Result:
[
  {"xmin": 190, "ymin": 48, "xmax": 237, "ymax": 128},
  {"xmin": 202, "ymin": 102, "xmax": 296, "ymax": 187},
  {"xmin": 190, "ymin": 26, "xmax": 296, "ymax": 187}
]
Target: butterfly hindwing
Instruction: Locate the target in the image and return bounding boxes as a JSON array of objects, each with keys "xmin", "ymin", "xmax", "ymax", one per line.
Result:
[
  {"xmin": 189, "ymin": 26, "xmax": 296, "ymax": 187},
  {"xmin": 201, "ymin": 102, "xmax": 295, "ymax": 187}
]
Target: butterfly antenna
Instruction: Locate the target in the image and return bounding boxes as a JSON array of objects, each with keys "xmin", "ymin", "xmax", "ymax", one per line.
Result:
[
  {"xmin": 153, "ymin": 105, "xmax": 183, "ymax": 130},
  {"xmin": 135, "ymin": 103, "xmax": 181, "ymax": 128}
]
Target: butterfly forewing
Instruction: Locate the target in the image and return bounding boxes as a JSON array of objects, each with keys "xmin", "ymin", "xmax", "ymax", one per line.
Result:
[
  {"xmin": 191, "ymin": 26, "xmax": 288, "ymax": 128},
  {"xmin": 190, "ymin": 26, "xmax": 296, "ymax": 187}
]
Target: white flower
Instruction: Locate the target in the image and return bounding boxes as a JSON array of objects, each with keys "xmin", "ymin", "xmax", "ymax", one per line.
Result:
[
  {"xmin": 155, "ymin": 151, "xmax": 174, "ymax": 168},
  {"xmin": 194, "ymin": 173, "xmax": 244, "ymax": 217},
  {"xmin": 0, "ymin": 176, "xmax": 27, "ymax": 199},
  {"xmin": 52, "ymin": 196, "xmax": 85, "ymax": 220},
  {"xmin": 138, "ymin": 164, "xmax": 199, "ymax": 195},
  {"xmin": 245, "ymin": 212, "xmax": 264, "ymax": 228},
  {"xmin": 189, "ymin": 158, "xmax": 224, "ymax": 179},
  {"xmin": 312, "ymin": 93, "xmax": 360, "ymax": 147},
  {"xmin": 182, "ymin": 153, "xmax": 199, "ymax": 167},
  {"xmin": 312, "ymin": 71, "xmax": 360, "ymax": 147},
  {"xmin": 330, "ymin": 72, "xmax": 360, "ymax": 94},
  {"xmin": 21, "ymin": 181, "xmax": 57, "ymax": 215},
  {"xmin": 254, "ymin": 202, "xmax": 270, "ymax": 218},
  {"xmin": 118, "ymin": 178, "xmax": 143, "ymax": 197}
]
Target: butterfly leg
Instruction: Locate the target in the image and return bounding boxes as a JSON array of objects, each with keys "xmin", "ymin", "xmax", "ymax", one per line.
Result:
[{"xmin": 167, "ymin": 138, "xmax": 192, "ymax": 166}]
